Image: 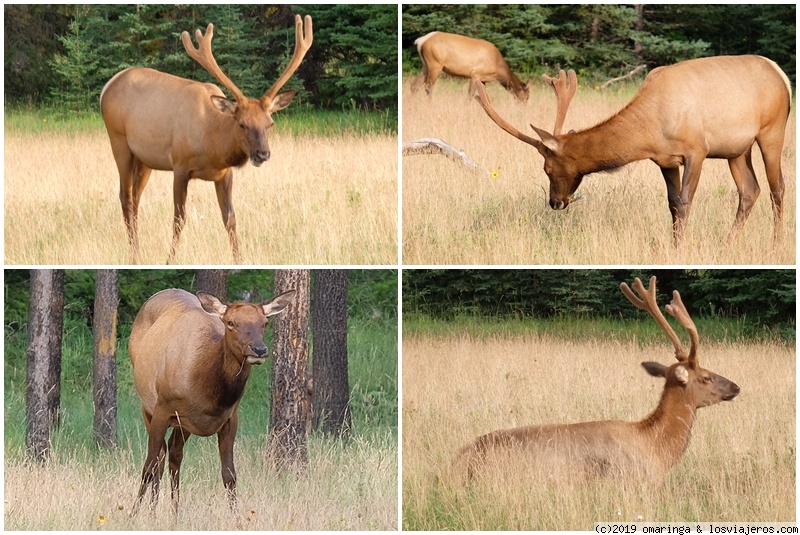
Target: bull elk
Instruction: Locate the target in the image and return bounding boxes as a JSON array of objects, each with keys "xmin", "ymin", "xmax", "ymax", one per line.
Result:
[
  {"xmin": 411, "ymin": 31, "xmax": 532, "ymax": 102},
  {"xmin": 128, "ymin": 288, "xmax": 295, "ymax": 511},
  {"xmin": 471, "ymin": 55, "xmax": 791, "ymax": 244},
  {"xmin": 100, "ymin": 16, "xmax": 313, "ymax": 264},
  {"xmin": 452, "ymin": 277, "xmax": 740, "ymax": 486}
]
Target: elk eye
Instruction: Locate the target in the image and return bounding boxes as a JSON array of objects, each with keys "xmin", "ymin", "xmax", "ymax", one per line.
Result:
[
  {"xmin": 227, "ymin": 320, "xmax": 235, "ymax": 328},
  {"xmin": 238, "ymin": 123, "xmax": 245, "ymax": 130}
]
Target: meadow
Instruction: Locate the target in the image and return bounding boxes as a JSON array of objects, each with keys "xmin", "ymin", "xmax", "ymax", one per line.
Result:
[
  {"xmin": 402, "ymin": 324, "xmax": 796, "ymax": 530},
  {"xmin": 4, "ymin": 308, "xmax": 398, "ymax": 530},
  {"xmin": 402, "ymin": 77, "xmax": 796, "ymax": 265},
  {"xmin": 4, "ymin": 108, "xmax": 398, "ymax": 265}
]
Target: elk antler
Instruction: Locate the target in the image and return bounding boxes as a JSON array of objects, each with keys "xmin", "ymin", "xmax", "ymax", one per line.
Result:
[
  {"xmin": 471, "ymin": 77, "xmax": 541, "ymax": 147},
  {"xmin": 620, "ymin": 276, "xmax": 696, "ymax": 363},
  {"xmin": 263, "ymin": 14, "xmax": 313, "ymax": 101},
  {"xmin": 182, "ymin": 24, "xmax": 247, "ymax": 103},
  {"xmin": 542, "ymin": 69, "xmax": 577, "ymax": 135}
]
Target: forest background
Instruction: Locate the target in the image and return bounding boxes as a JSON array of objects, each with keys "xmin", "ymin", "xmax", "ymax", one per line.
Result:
[
  {"xmin": 401, "ymin": 5, "xmax": 795, "ymax": 85},
  {"xmin": 5, "ymin": 4, "xmax": 398, "ymax": 116}
]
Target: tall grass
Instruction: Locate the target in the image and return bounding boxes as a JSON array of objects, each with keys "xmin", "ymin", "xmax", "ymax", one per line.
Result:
[
  {"xmin": 4, "ymin": 314, "xmax": 398, "ymax": 530},
  {"xmin": 4, "ymin": 110, "xmax": 398, "ymax": 265},
  {"xmin": 402, "ymin": 332, "xmax": 795, "ymax": 529},
  {"xmin": 402, "ymin": 77, "xmax": 796, "ymax": 265}
]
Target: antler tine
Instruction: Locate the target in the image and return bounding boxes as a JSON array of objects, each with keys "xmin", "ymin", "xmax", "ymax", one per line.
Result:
[
  {"xmin": 263, "ymin": 14, "xmax": 313, "ymax": 101},
  {"xmin": 620, "ymin": 276, "xmax": 688, "ymax": 362},
  {"xmin": 471, "ymin": 76, "xmax": 541, "ymax": 147},
  {"xmin": 182, "ymin": 23, "xmax": 247, "ymax": 103},
  {"xmin": 542, "ymin": 69, "xmax": 577, "ymax": 135},
  {"xmin": 664, "ymin": 291, "xmax": 699, "ymax": 363}
]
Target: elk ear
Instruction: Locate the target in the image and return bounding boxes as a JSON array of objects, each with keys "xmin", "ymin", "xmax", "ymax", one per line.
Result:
[
  {"xmin": 261, "ymin": 290, "xmax": 296, "ymax": 317},
  {"xmin": 641, "ymin": 361, "xmax": 667, "ymax": 378},
  {"xmin": 210, "ymin": 95, "xmax": 237, "ymax": 116},
  {"xmin": 265, "ymin": 90, "xmax": 297, "ymax": 113},
  {"xmin": 531, "ymin": 124, "xmax": 562, "ymax": 154},
  {"xmin": 197, "ymin": 291, "xmax": 228, "ymax": 317}
]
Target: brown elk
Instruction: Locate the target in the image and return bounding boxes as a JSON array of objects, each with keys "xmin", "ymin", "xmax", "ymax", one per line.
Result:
[
  {"xmin": 100, "ymin": 16, "xmax": 312, "ymax": 264},
  {"xmin": 451, "ymin": 277, "xmax": 740, "ymax": 486},
  {"xmin": 411, "ymin": 31, "xmax": 532, "ymax": 102},
  {"xmin": 128, "ymin": 288, "xmax": 295, "ymax": 511},
  {"xmin": 471, "ymin": 55, "xmax": 791, "ymax": 244}
]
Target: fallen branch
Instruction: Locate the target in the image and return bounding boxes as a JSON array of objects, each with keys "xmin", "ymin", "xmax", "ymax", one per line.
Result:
[
  {"xmin": 600, "ymin": 64, "xmax": 646, "ymax": 89},
  {"xmin": 402, "ymin": 137, "xmax": 490, "ymax": 176}
]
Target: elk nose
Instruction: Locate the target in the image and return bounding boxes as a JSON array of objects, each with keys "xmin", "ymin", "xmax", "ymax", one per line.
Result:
[
  {"xmin": 252, "ymin": 150, "xmax": 270, "ymax": 166},
  {"xmin": 252, "ymin": 344, "xmax": 268, "ymax": 359},
  {"xmin": 550, "ymin": 198, "xmax": 566, "ymax": 210}
]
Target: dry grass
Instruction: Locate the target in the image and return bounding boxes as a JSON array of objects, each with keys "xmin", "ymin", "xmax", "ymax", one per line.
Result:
[
  {"xmin": 4, "ymin": 433, "xmax": 397, "ymax": 530},
  {"xmin": 4, "ymin": 129, "xmax": 397, "ymax": 265},
  {"xmin": 402, "ymin": 334, "xmax": 796, "ymax": 530},
  {"xmin": 402, "ymin": 78, "xmax": 796, "ymax": 265}
]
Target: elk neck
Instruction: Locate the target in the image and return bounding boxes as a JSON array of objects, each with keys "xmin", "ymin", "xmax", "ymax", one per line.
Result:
[
  {"xmin": 563, "ymin": 99, "xmax": 660, "ymax": 175},
  {"xmin": 207, "ymin": 341, "xmax": 252, "ymax": 409},
  {"xmin": 636, "ymin": 380, "xmax": 697, "ymax": 472}
]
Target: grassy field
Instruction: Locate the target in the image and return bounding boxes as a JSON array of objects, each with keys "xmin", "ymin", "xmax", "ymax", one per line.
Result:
[
  {"xmin": 402, "ymin": 328, "xmax": 795, "ymax": 529},
  {"xmin": 4, "ymin": 108, "xmax": 398, "ymax": 265},
  {"xmin": 4, "ymin": 312, "xmax": 398, "ymax": 530},
  {"xmin": 402, "ymin": 77, "xmax": 796, "ymax": 265}
]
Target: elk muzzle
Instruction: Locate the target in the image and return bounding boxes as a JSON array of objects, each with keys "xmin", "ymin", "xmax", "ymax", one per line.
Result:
[
  {"xmin": 250, "ymin": 149, "xmax": 270, "ymax": 167},
  {"xmin": 245, "ymin": 343, "xmax": 269, "ymax": 365},
  {"xmin": 549, "ymin": 197, "xmax": 569, "ymax": 210}
]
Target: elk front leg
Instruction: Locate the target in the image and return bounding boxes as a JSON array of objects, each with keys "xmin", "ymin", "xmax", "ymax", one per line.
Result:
[
  {"xmin": 214, "ymin": 171, "xmax": 241, "ymax": 263},
  {"xmin": 168, "ymin": 171, "xmax": 190, "ymax": 264},
  {"xmin": 217, "ymin": 413, "xmax": 239, "ymax": 508},
  {"xmin": 660, "ymin": 166, "xmax": 682, "ymax": 244}
]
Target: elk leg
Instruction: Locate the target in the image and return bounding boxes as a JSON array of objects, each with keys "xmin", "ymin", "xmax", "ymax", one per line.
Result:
[
  {"xmin": 134, "ymin": 408, "xmax": 170, "ymax": 511},
  {"xmin": 167, "ymin": 427, "xmax": 189, "ymax": 513},
  {"xmin": 675, "ymin": 155, "xmax": 706, "ymax": 244},
  {"xmin": 424, "ymin": 64, "xmax": 442, "ymax": 97},
  {"xmin": 410, "ymin": 68, "xmax": 426, "ymax": 94},
  {"xmin": 659, "ymin": 166, "xmax": 683, "ymax": 245},
  {"xmin": 214, "ymin": 172, "xmax": 241, "ymax": 263},
  {"xmin": 168, "ymin": 172, "xmax": 190, "ymax": 264},
  {"xmin": 111, "ymin": 142, "xmax": 141, "ymax": 263},
  {"xmin": 756, "ymin": 133, "xmax": 786, "ymax": 244},
  {"xmin": 217, "ymin": 412, "xmax": 239, "ymax": 508},
  {"xmin": 726, "ymin": 149, "xmax": 760, "ymax": 242}
]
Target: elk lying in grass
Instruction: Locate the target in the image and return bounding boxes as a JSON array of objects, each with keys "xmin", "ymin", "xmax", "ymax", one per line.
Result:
[
  {"xmin": 129, "ymin": 288, "xmax": 295, "ymax": 511},
  {"xmin": 100, "ymin": 16, "xmax": 312, "ymax": 263},
  {"xmin": 471, "ymin": 55, "xmax": 791, "ymax": 244},
  {"xmin": 451, "ymin": 277, "xmax": 740, "ymax": 486},
  {"xmin": 411, "ymin": 31, "xmax": 532, "ymax": 102}
]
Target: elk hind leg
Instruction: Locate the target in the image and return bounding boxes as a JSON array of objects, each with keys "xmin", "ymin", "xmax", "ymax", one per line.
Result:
[
  {"xmin": 167, "ymin": 171, "xmax": 190, "ymax": 264},
  {"xmin": 215, "ymin": 172, "xmax": 241, "ymax": 263},
  {"xmin": 756, "ymin": 133, "xmax": 786, "ymax": 244},
  {"xmin": 134, "ymin": 408, "xmax": 169, "ymax": 512},
  {"xmin": 110, "ymin": 141, "xmax": 143, "ymax": 263},
  {"xmin": 726, "ymin": 149, "xmax": 760, "ymax": 243},
  {"xmin": 167, "ymin": 427, "xmax": 189, "ymax": 513},
  {"xmin": 217, "ymin": 414, "xmax": 239, "ymax": 507}
]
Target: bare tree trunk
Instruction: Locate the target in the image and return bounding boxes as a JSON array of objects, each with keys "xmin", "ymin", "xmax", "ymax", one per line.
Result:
[
  {"xmin": 634, "ymin": 5, "xmax": 644, "ymax": 61},
  {"xmin": 312, "ymin": 269, "xmax": 352, "ymax": 437},
  {"xmin": 196, "ymin": 269, "xmax": 228, "ymax": 298},
  {"xmin": 93, "ymin": 269, "xmax": 118, "ymax": 449},
  {"xmin": 268, "ymin": 269, "xmax": 312, "ymax": 473},
  {"xmin": 26, "ymin": 269, "xmax": 65, "ymax": 463}
]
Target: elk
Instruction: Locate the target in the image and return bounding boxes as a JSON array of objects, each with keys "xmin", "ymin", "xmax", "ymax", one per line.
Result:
[
  {"xmin": 451, "ymin": 277, "xmax": 740, "ymax": 486},
  {"xmin": 411, "ymin": 31, "xmax": 532, "ymax": 102},
  {"xmin": 100, "ymin": 16, "xmax": 313, "ymax": 264},
  {"xmin": 471, "ymin": 55, "xmax": 792, "ymax": 244},
  {"xmin": 128, "ymin": 287, "xmax": 295, "ymax": 511}
]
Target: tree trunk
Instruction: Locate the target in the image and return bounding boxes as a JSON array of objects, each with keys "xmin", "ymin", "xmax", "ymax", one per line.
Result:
[
  {"xmin": 93, "ymin": 269, "xmax": 118, "ymax": 449},
  {"xmin": 267, "ymin": 269, "xmax": 312, "ymax": 473},
  {"xmin": 312, "ymin": 269, "xmax": 352, "ymax": 437},
  {"xmin": 25, "ymin": 269, "xmax": 65, "ymax": 463},
  {"xmin": 196, "ymin": 269, "xmax": 228, "ymax": 299},
  {"xmin": 634, "ymin": 5, "xmax": 644, "ymax": 61}
]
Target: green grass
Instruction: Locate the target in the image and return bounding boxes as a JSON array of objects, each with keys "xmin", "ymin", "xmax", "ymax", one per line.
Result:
[
  {"xmin": 4, "ymin": 104, "xmax": 397, "ymax": 137},
  {"xmin": 403, "ymin": 313, "xmax": 794, "ymax": 345}
]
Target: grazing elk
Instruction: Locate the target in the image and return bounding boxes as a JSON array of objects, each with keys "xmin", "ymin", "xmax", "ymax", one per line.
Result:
[
  {"xmin": 451, "ymin": 277, "xmax": 740, "ymax": 486},
  {"xmin": 471, "ymin": 55, "xmax": 792, "ymax": 244},
  {"xmin": 129, "ymin": 288, "xmax": 295, "ymax": 511},
  {"xmin": 100, "ymin": 16, "xmax": 313, "ymax": 264},
  {"xmin": 411, "ymin": 31, "xmax": 532, "ymax": 102}
]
